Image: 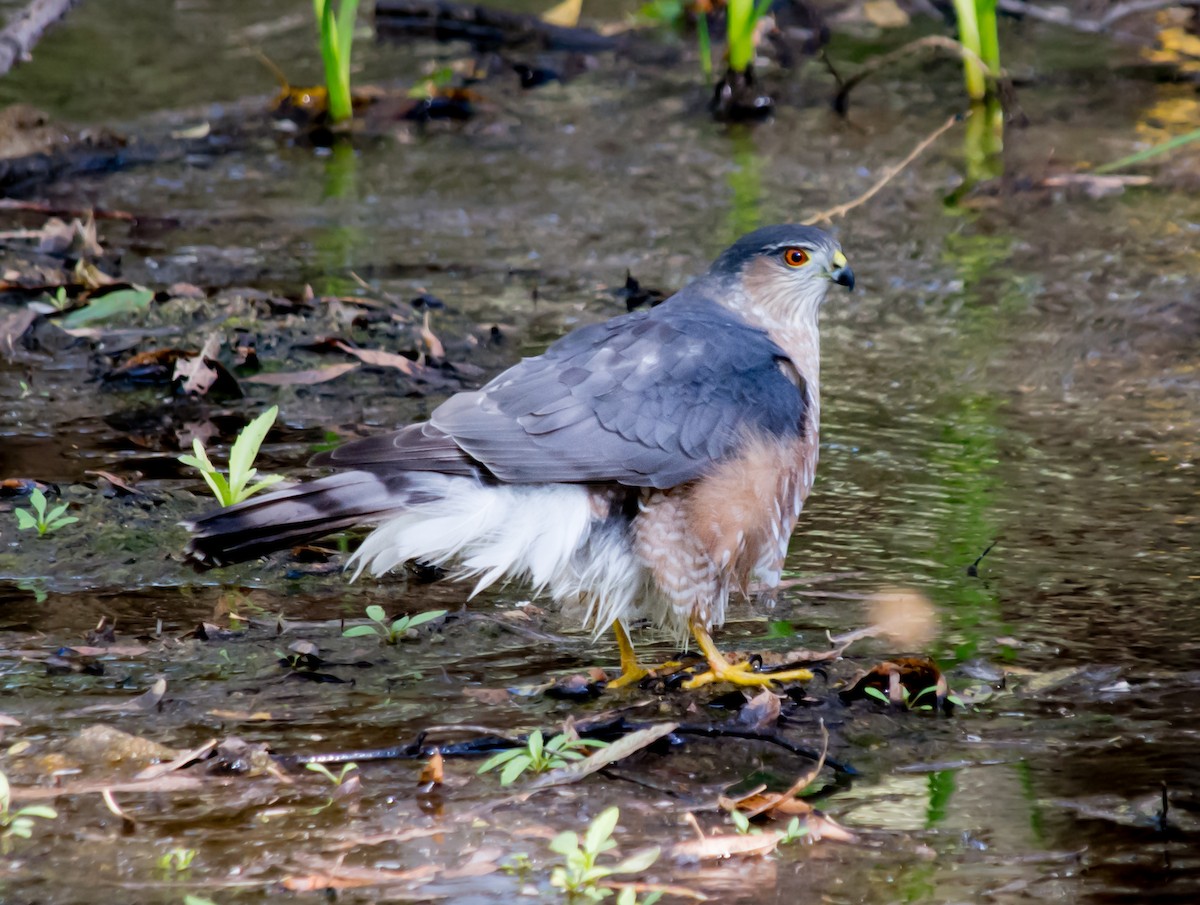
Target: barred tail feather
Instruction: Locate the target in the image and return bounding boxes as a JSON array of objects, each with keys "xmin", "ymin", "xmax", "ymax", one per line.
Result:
[{"xmin": 184, "ymin": 470, "xmax": 426, "ymax": 566}]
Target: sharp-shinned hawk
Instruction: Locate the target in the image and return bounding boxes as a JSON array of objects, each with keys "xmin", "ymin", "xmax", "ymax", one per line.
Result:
[{"xmin": 187, "ymin": 224, "xmax": 855, "ymax": 688}]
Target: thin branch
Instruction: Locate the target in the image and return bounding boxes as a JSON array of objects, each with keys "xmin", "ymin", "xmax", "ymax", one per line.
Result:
[
  {"xmin": 803, "ymin": 114, "xmax": 961, "ymax": 225},
  {"xmin": 833, "ymin": 35, "xmax": 1007, "ymax": 116},
  {"xmin": 997, "ymin": 0, "xmax": 1200, "ymax": 34},
  {"xmin": 0, "ymin": 0, "xmax": 81, "ymax": 76}
]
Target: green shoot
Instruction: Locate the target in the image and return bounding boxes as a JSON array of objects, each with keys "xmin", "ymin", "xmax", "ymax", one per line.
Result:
[
  {"xmin": 342, "ymin": 606, "xmax": 445, "ymax": 645},
  {"xmin": 778, "ymin": 815, "xmax": 808, "ymax": 844},
  {"xmin": 0, "ymin": 770, "xmax": 57, "ymax": 853},
  {"xmin": 696, "ymin": 12, "xmax": 713, "ymax": 84},
  {"xmin": 178, "ymin": 406, "xmax": 283, "ymax": 507},
  {"xmin": 950, "ymin": 0, "xmax": 1000, "ymax": 102},
  {"xmin": 863, "ymin": 684, "xmax": 965, "ymax": 711},
  {"xmin": 549, "ymin": 807, "xmax": 660, "ymax": 902},
  {"xmin": 477, "ymin": 729, "xmax": 610, "ymax": 786},
  {"xmin": 313, "ymin": 0, "xmax": 360, "ymax": 123},
  {"xmin": 726, "ymin": 0, "xmax": 773, "ymax": 75},
  {"xmin": 14, "ymin": 488, "xmax": 78, "ymax": 537},
  {"xmin": 729, "ymin": 808, "xmax": 760, "ymax": 835},
  {"xmin": 305, "ymin": 762, "xmax": 358, "ymax": 786},
  {"xmin": 156, "ymin": 848, "xmax": 197, "ymax": 873}
]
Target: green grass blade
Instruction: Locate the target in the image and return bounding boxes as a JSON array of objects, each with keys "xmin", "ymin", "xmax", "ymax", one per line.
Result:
[
  {"xmin": 1095, "ymin": 126, "xmax": 1200, "ymax": 174},
  {"xmin": 336, "ymin": 0, "xmax": 360, "ymax": 79}
]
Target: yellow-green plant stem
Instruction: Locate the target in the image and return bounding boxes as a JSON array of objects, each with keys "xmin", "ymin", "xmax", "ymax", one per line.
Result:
[
  {"xmin": 314, "ymin": 0, "xmax": 359, "ymax": 123},
  {"xmin": 951, "ymin": 0, "xmax": 999, "ymax": 102},
  {"xmin": 726, "ymin": 0, "xmax": 773, "ymax": 75}
]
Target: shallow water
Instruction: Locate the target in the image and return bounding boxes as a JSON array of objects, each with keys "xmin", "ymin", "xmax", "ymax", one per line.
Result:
[{"xmin": 2, "ymin": 3, "xmax": 1199, "ymax": 903}]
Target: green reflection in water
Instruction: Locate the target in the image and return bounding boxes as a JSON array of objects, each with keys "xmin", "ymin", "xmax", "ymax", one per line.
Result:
[
  {"xmin": 926, "ymin": 769, "xmax": 958, "ymax": 827},
  {"xmin": 313, "ymin": 139, "xmax": 364, "ymax": 296},
  {"xmin": 726, "ymin": 126, "xmax": 763, "ymax": 240}
]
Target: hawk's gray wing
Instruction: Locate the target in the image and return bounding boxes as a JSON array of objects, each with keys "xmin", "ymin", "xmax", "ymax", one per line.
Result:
[{"xmin": 314, "ymin": 296, "xmax": 807, "ymax": 490}]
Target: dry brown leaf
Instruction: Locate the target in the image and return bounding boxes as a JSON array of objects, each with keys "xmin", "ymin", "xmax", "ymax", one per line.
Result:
[
  {"xmin": 462, "ymin": 687, "xmax": 511, "ymax": 705},
  {"xmin": 419, "ymin": 750, "xmax": 444, "ymax": 786},
  {"xmin": 84, "ymin": 470, "xmax": 141, "ymax": 495},
  {"xmin": 737, "ymin": 689, "xmax": 781, "ymax": 731},
  {"xmin": 207, "ymin": 709, "xmax": 276, "ymax": 721},
  {"xmin": 281, "ymin": 861, "xmax": 440, "ymax": 892},
  {"xmin": 525, "ymin": 722, "xmax": 677, "ymax": 789},
  {"xmin": 133, "ymin": 739, "xmax": 218, "ymax": 781},
  {"xmin": 245, "ymin": 363, "xmax": 359, "ymax": 385},
  {"xmin": 0, "ymin": 308, "xmax": 37, "ymax": 359},
  {"xmin": 333, "ymin": 340, "xmax": 426, "ymax": 376},
  {"xmin": 174, "ymin": 333, "xmax": 223, "ymax": 396},
  {"xmin": 421, "ymin": 310, "xmax": 445, "ymax": 360},
  {"xmin": 671, "ymin": 831, "xmax": 781, "ymax": 860}
]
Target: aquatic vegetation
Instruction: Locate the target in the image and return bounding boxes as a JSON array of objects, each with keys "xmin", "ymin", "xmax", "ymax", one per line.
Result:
[
  {"xmin": 342, "ymin": 605, "xmax": 446, "ymax": 644},
  {"xmin": 0, "ymin": 770, "xmax": 57, "ymax": 853},
  {"xmin": 1096, "ymin": 125, "xmax": 1200, "ymax": 173},
  {"xmin": 549, "ymin": 807, "xmax": 661, "ymax": 902},
  {"xmin": 477, "ymin": 730, "xmax": 610, "ymax": 786},
  {"xmin": 14, "ymin": 488, "xmax": 77, "ymax": 537},
  {"xmin": 725, "ymin": 0, "xmax": 772, "ymax": 76},
  {"xmin": 951, "ymin": 0, "xmax": 1001, "ymax": 101},
  {"xmin": 156, "ymin": 847, "xmax": 197, "ymax": 874},
  {"xmin": 313, "ymin": 0, "xmax": 360, "ymax": 123},
  {"xmin": 729, "ymin": 808, "xmax": 808, "ymax": 844},
  {"xmin": 178, "ymin": 406, "xmax": 283, "ymax": 507}
]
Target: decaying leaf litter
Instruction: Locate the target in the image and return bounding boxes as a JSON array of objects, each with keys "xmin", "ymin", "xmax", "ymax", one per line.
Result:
[{"xmin": 4, "ymin": 0, "xmax": 1200, "ymax": 902}]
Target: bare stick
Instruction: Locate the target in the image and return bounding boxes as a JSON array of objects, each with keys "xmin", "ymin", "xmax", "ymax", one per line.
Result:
[
  {"xmin": 833, "ymin": 35, "xmax": 1005, "ymax": 115},
  {"xmin": 803, "ymin": 114, "xmax": 961, "ymax": 225},
  {"xmin": 0, "ymin": 0, "xmax": 81, "ymax": 76},
  {"xmin": 997, "ymin": 0, "xmax": 1199, "ymax": 34}
]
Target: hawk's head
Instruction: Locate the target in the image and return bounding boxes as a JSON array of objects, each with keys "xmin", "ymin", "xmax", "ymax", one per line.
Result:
[{"xmin": 709, "ymin": 224, "xmax": 854, "ymax": 324}]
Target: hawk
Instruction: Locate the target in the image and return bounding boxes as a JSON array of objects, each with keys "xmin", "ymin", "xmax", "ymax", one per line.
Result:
[{"xmin": 187, "ymin": 225, "xmax": 855, "ymax": 688}]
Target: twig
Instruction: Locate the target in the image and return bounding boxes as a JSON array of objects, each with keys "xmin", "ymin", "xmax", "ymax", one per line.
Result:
[
  {"xmin": 0, "ymin": 199, "xmax": 135, "ymax": 221},
  {"xmin": 834, "ymin": 36, "xmax": 1009, "ymax": 116},
  {"xmin": 0, "ymin": 0, "xmax": 81, "ymax": 76},
  {"xmin": 997, "ymin": 0, "xmax": 1200, "ymax": 34},
  {"xmin": 803, "ymin": 114, "xmax": 961, "ymax": 225}
]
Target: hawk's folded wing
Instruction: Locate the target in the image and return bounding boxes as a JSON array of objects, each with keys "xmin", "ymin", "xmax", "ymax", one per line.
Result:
[{"xmin": 313, "ymin": 296, "xmax": 808, "ymax": 490}]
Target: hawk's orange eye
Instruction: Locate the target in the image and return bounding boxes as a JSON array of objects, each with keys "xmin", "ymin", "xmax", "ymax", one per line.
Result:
[{"xmin": 783, "ymin": 248, "xmax": 809, "ymax": 267}]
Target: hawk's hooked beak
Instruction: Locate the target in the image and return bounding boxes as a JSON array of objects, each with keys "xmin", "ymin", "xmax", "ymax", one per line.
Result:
[{"xmin": 829, "ymin": 250, "xmax": 855, "ymax": 291}]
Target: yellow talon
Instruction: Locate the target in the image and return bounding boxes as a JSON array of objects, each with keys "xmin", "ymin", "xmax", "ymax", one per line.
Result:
[
  {"xmin": 604, "ymin": 621, "xmax": 652, "ymax": 689},
  {"xmin": 681, "ymin": 619, "xmax": 814, "ymax": 690}
]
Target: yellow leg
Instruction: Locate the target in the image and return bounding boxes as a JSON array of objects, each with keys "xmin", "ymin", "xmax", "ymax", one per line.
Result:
[
  {"xmin": 682, "ymin": 620, "xmax": 814, "ymax": 690},
  {"xmin": 604, "ymin": 621, "xmax": 651, "ymax": 689}
]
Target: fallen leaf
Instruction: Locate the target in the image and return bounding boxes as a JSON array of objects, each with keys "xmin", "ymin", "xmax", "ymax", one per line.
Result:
[
  {"xmin": 60, "ymin": 287, "xmax": 153, "ymax": 328},
  {"xmin": 333, "ymin": 340, "xmax": 428, "ymax": 377},
  {"xmin": 0, "ymin": 308, "xmax": 37, "ymax": 359},
  {"xmin": 245, "ymin": 363, "xmax": 359, "ymax": 385},
  {"xmin": 1041, "ymin": 173, "xmax": 1152, "ymax": 198},
  {"xmin": 280, "ymin": 861, "xmax": 440, "ymax": 892},
  {"xmin": 737, "ymin": 690, "xmax": 781, "ymax": 731},
  {"xmin": 174, "ymin": 332, "xmax": 223, "ymax": 395},
  {"xmin": 863, "ymin": 0, "xmax": 910, "ymax": 28},
  {"xmin": 85, "ymin": 470, "xmax": 141, "ymax": 495},
  {"xmin": 133, "ymin": 739, "xmax": 218, "ymax": 781},
  {"xmin": 541, "ymin": 0, "xmax": 581, "ymax": 27},
  {"xmin": 526, "ymin": 722, "xmax": 677, "ymax": 789},
  {"xmin": 419, "ymin": 750, "xmax": 444, "ymax": 786},
  {"xmin": 671, "ymin": 831, "xmax": 781, "ymax": 860}
]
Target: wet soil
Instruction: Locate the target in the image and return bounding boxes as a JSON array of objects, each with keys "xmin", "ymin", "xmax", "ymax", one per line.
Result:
[{"xmin": 1, "ymin": 2, "xmax": 1199, "ymax": 903}]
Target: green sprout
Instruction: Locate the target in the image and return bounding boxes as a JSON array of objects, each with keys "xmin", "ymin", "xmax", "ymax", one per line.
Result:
[
  {"xmin": 729, "ymin": 808, "xmax": 808, "ymax": 844},
  {"xmin": 313, "ymin": 0, "xmax": 360, "ymax": 124},
  {"xmin": 725, "ymin": 0, "xmax": 773, "ymax": 76},
  {"xmin": 41, "ymin": 286, "xmax": 70, "ymax": 312},
  {"xmin": 156, "ymin": 847, "xmax": 197, "ymax": 873},
  {"xmin": 14, "ymin": 488, "xmax": 78, "ymax": 537},
  {"xmin": 342, "ymin": 605, "xmax": 445, "ymax": 645},
  {"xmin": 950, "ymin": 0, "xmax": 1000, "ymax": 102},
  {"xmin": 477, "ymin": 730, "xmax": 610, "ymax": 786},
  {"xmin": 305, "ymin": 762, "xmax": 358, "ymax": 787},
  {"xmin": 0, "ymin": 770, "xmax": 57, "ymax": 853},
  {"xmin": 549, "ymin": 807, "xmax": 661, "ymax": 903},
  {"xmin": 178, "ymin": 406, "xmax": 283, "ymax": 507},
  {"xmin": 864, "ymin": 684, "xmax": 965, "ymax": 711}
]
